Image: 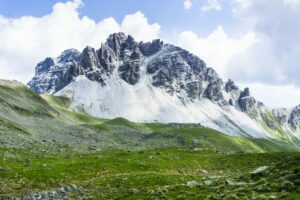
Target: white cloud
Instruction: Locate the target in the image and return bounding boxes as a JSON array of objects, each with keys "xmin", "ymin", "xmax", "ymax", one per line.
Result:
[
  {"xmin": 121, "ymin": 12, "xmax": 160, "ymax": 42},
  {"xmin": 283, "ymin": 0, "xmax": 300, "ymax": 8},
  {"xmin": 183, "ymin": 0, "xmax": 192, "ymax": 10},
  {"xmin": 178, "ymin": 26, "xmax": 256, "ymax": 77},
  {"xmin": 229, "ymin": 0, "xmax": 300, "ymax": 85},
  {"xmin": 0, "ymin": 1, "xmax": 160, "ymax": 83},
  {"xmin": 201, "ymin": 0, "xmax": 222, "ymax": 11}
]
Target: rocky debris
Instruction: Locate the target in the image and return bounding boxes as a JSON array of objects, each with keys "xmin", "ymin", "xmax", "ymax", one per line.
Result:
[
  {"xmin": 250, "ymin": 166, "xmax": 269, "ymax": 178},
  {"xmin": 12, "ymin": 184, "xmax": 79, "ymax": 200}
]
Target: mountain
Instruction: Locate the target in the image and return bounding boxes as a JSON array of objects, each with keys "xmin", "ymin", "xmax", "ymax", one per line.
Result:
[
  {"xmin": 3, "ymin": 79, "xmax": 297, "ymax": 152},
  {"xmin": 28, "ymin": 32, "xmax": 300, "ymax": 142}
]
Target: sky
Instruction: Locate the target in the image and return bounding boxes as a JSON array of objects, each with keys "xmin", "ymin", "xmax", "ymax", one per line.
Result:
[{"xmin": 0, "ymin": 0, "xmax": 300, "ymax": 108}]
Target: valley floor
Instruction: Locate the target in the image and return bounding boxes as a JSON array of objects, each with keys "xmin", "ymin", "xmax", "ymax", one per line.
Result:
[{"xmin": 1, "ymin": 147, "xmax": 300, "ymax": 200}]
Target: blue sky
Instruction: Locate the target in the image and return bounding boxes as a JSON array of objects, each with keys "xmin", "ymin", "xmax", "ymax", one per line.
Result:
[
  {"xmin": 0, "ymin": 0, "xmax": 240, "ymax": 36},
  {"xmin": 0, "ymin": 0, "xmax": 300, "ymax": 107}
]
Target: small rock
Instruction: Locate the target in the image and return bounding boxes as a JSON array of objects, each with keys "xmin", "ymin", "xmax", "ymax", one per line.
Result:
[
  {"xmin": 58, "ymin": 187, "xmax": 67, "ymax": 194},
  {"xmin": 89, "ymin": 146, "xmax": 96, "ymax": 150},
  {"xmin": 226, "ymin": 179, "xmax": 249, "ymax": 186},
  {"xmin": 186, "ymin": 181, "xmax": 198, "ymax": 188},
  {"xmin": 131, "ymin": 188, "xmax": 140, "ymax": 193},
  {"xmin": 65, "ymin": 185, "xmax": 72, "ymax": 192},
  {"xmin": 199, "ymin": 169, "xmax": 208, "ymax": 174},
  {"xmin": 41, "ymin": 192, "xmax": 47, "ymax": 197},
  {"xmin": 250, "ymin": 166, "xmax": 269, "ymax": 178},
  {"xmin": 204, "ymin": 180, "xmax": 213, "ymax": 186},
  {"xmin": 70, "ymin": 184, "xmax": 78, "ymax": 190}
]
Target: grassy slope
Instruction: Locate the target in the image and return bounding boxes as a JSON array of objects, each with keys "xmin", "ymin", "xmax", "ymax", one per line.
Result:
[
  {"xmin": 1, "ymin": 147, "xmax": 300, "ymax": 199},
  {"xmin": 1, "ymin": 80, "xmax": 300, "ymax": 199}
]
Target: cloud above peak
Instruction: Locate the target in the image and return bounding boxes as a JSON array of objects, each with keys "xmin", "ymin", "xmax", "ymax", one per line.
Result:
[
  {"xmin": 178, "ymin": 26, "xmax": 256, "ymax": 78},
  {"xmin": 201, "ymin": 0, "xmax": 222, "ymax": 11},
  {"xmin": 229, "ymin": 0, "xmax": 300, "ymax": 85},
  {"xmin": 0, "ymin": 0, "xmax": 160, "ymax": 83},
  {"xmin": 183, "ymin": 0, "xmax": 192, "ymax": 10}
]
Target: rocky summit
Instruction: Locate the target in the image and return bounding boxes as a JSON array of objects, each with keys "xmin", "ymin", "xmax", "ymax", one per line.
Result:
[{"xmin": 28, "ymin": 32, "xmax": 300, "ymax": 140}]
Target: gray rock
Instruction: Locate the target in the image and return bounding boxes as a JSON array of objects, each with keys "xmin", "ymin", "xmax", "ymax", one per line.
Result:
[
  {"xmin": 250, "ymin": 166, "xmax": 269, "ymax": 178},
  {"xmin": 57, "ymin": 187, "xmax": 67, "ymax": 194},
  {"xmin": 118, "ymin": 62, "xmax": 140, "ymax": 85},
  {"xmin": 204, "ymin": 80, "xmax": 224, "ymax": 102},
  {"xmin": 139, "ymin": 39, "xmax": 163, "ymax": 56},
  {"xmin": 81, "ymin": 46, "xmax": 100, "ymax": 70},
  {"xmin": 238, "ymin": 88, "xmax": 256, "ymax": 112},
  {"xmin": 225, "ymin": 79, "xmax": 239, "ymax": 92},
  {"xmin": 186, "ymin": 181, "xmax": 198, "ymax": 188},
  {"xmin": 289, "ymin": 105, "xmax": 300, "ymax": 129},
  {"xmin": 70, "ymin": 184, "xmax": 78, "ymax": 190},
  {"xmin": 203, "ymin": 180, "xmax": 214, "ymax": 186},
  {"xmin": 65, "ymin": 185, "xmax": 72, "ymax": 192},
  {"xmin": 185, "ymin": 81, "xmax": 202, "ymax": 99},
  {"xmin": 131, "ymin": 188, "xmax": 140, "ymax": 193}
]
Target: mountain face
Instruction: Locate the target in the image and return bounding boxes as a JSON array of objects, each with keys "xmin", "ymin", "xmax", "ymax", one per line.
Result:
[{"xmin": 28, "ymin": 32, "xmax": 300, "ymax": 140}]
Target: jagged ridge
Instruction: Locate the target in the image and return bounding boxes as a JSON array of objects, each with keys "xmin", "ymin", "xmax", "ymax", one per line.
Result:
[{"xmin": 28, "ymin": 32, "xmax": 300, "ymax": 140}]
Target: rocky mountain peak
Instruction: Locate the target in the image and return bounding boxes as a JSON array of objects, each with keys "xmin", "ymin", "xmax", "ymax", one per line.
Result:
[
  {"xmin": 225, "ymin": 79, "xmax": 239, "ymax": 92},
  {"xmin": 28, "ymin": 32, "xmax": 300, "ymax": 139},
  {"xmin": 139, "ymin": 39, "xmax": 164, "ymax": 56},
  {"xmin": 28, "ymin": 32, "xmax": 243, "ymax": 105},
  {"xmin": 35, "ymin": 57, "xmax": 55, "ymax": 75},
  {"xmin": 238, "ymin": 87, "xmax": 257, "ymax": 112},
  {"xmin": 58, "ymin": 49, "xmax": 81, "ymax": 63}
]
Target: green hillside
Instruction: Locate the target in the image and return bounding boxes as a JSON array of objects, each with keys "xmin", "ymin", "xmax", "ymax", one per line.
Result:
[{"xmin": 0, "ymin": 80, "xmax": 300, "ymax": 199}]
